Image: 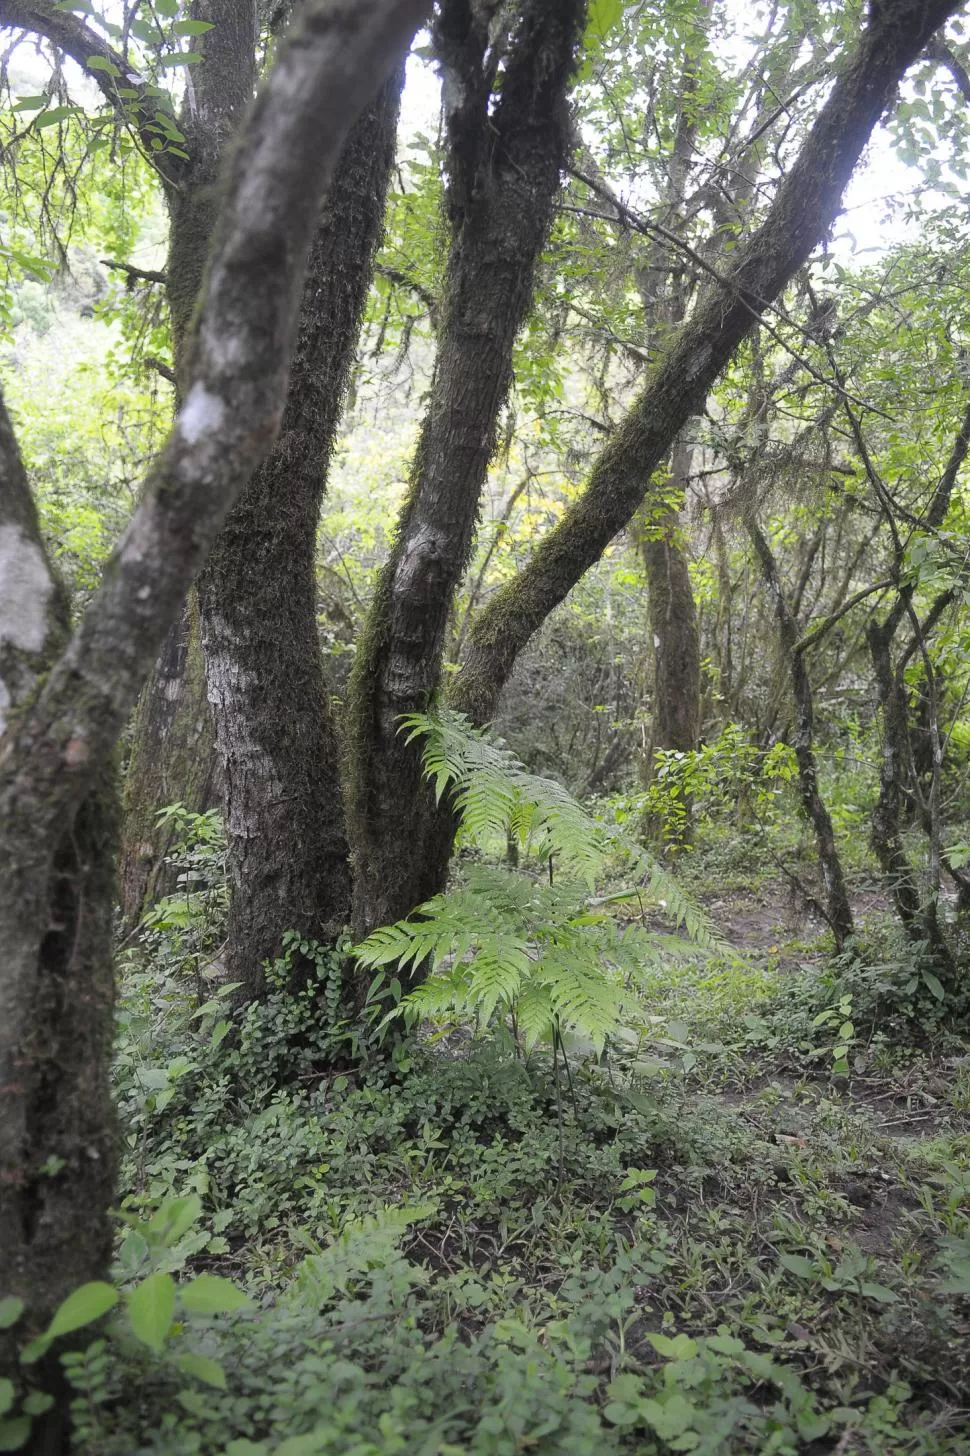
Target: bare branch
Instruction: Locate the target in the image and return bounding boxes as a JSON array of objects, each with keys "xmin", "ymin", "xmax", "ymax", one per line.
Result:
[
  {"xmin": 101, "ymin": 257, "xmax": 168, "ymax": 288},
  {"xmin": 143, "ymin": 355, "xmax": 177, "ymax": 385}
]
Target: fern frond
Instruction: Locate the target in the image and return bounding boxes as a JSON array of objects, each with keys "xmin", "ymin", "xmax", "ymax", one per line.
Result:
[
  {"xmin": 467, "ymin": 941, "xmax": 531, "ymax": 1021},
  {"xmin": 514, "ymin": 984, "xmax": 556, "ymax": 1048},
  {"xmin": 354, "ymin": 711, "xmax": 727, "ymax": 1055},
  {"xmin": 535, "ymin": 945, "xmax": 623, "ymax": 1054}
]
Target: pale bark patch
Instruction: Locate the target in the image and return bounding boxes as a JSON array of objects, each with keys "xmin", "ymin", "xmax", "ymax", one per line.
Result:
[
  {"xmin": 179, "ymin": 384, "xmax": 227, "ymax": 445},
  {"xmin": 0, "ymin": 524, "xmax": 54, "ymax": 654}
]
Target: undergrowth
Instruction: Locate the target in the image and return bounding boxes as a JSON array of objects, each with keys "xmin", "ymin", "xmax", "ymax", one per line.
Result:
[
  {"xmin": 9, "ymin": 729, "xmax": 968, "ymax": 1455},
  {"xmin": 55, "ymin": 933, "xmax": 966, "ymax": 1455}
]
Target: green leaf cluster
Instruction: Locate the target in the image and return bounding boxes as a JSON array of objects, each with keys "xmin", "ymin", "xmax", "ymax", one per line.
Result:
[{"xmin": 356, "ymin": 712, "xmax": 717, "ymax": 1052}]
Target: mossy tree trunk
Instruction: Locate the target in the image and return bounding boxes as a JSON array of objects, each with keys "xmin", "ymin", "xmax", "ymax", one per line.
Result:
[
  {"xmin": 197, "ymin": 69, "xmax": 404, "ymax": 1002},
  {"xmin": 347, "ymin": 0, "xmax": 588, "ymax": 938},
  {"xmin": 120, "ymin": 596, "xmax": 221, "ymax": 928},
  {"xmin": 631, "ymin": 19, "xmax": 706, "ymax": 778},
  {"xmin": 637, "ymin": 443, "xmax": 701, "ymax": 764},
  {"xmin": 0, "ymin": 403, "xmax": 119, "ymax": 1456}
]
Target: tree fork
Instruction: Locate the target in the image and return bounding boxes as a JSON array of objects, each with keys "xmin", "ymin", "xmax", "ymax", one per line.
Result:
[
  {"xmin": 347, "ymin": 0, "xmax": 589, "ymax": 937},
  {"xmin": 0, "ymin": 0, "xmax": 429, "ymax": 1421}
]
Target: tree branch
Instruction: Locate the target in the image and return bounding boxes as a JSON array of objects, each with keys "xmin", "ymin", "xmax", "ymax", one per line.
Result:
[
  {"xmin": 925, "ymin": 37, "xmax": 970, "ymax": 102},
  {"xmin": 101, "ymin": 257, "xmax": 168, "ymax": 288},
  {"xmin": 0, "ymin": 0, "xmax": 182, "ymax": 183},
  {"xmin": 452, "ymin": 0, "xmax": 963, "ymax": 723},
  {"xmin": 374, "ymin": 262, "xmax": 439, "ymax": 327},
  {"xmin": 793, "ymin": 578, "xmax": 894, "ymax": 655},
  {"xmin": 143, "ymin": 355, "xmax": 177, "ymax": 386}
]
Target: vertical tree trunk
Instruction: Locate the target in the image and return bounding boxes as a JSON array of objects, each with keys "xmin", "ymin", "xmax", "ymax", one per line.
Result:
[
  {"xmin": 119, "ymin": 0, "xmax": 257, "ymax": 929},
  {"xmin": 347, "ymin": 0, "xmax": 587, "ymax": 938},
  {"xmin": 0, "ymin": 404, "xmax": 118, "ymax": 1452},
  {"xmin": 867, "ymin": 617, "xmax": 954, "ymax": 969},
  {"xmin": 638, "ymin": 443, "xmax": 701, "ymax": 762},
  {"xmin": 120, "ymin": 597, "xmax": 221, "ymax": 928},
  {"xmin": 748, "ymin": 519, "xmax": 854, "ymax": 950},
  {"xmin": 643, "ymin": 526, "xmax": 700, "ymax": 756},
  {"xmin": 197, "ymin": 68, "xmax": 405, "ymax": 1002}
]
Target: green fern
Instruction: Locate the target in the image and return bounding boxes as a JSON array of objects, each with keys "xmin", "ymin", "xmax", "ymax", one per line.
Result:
[
  {"xmin": 403, "ymin": 711, "xmax": 605, "ymax": 883},
  {"xmin": 355, "ymin": 711, "xmax": 720, "ymax": 1053}
]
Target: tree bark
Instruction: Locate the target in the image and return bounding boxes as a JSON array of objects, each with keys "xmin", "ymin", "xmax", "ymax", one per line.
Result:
[
  {"xmin": 0, "ymin": 0, "xmax": 428, "ymax": 1416},
  {"xmin": 748, "ymin": 519, "xmax": 854, "ymax": 951},
  {"xmin": 0, "ymin": 404, "xmax": 119, "ymax": 1456},
  {"xmin": 638, "ymin": 443, "xmax": 701, "ymax": 760},
  {"xmin": 197, "ymin": 67, "xmax": 404, "ymax": 1002},
  {"xmin": 120, "ymin": 597, "xmax": 221, "ymax": 928},
  {"xmin": 347, "ymin": 0, "xmax": 587, "ymax": 937},
  {"xmin": 451, "ymin": 0, "xmax": 964, "ymax": 726},
  {"xmin": 118, "ymin": 1, "xmax": 259, "ymax": 929}
]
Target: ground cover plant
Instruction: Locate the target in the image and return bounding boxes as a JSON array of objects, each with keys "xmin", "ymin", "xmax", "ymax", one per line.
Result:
[{"xmin": 5, "ymin": 734, "xmax": 969, "ymax": 1453}]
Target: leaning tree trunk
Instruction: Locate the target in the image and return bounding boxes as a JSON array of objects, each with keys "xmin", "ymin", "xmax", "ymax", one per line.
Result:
[
  {"xmin": 120, "ymin": 0, "xmax": 257, "ymax": 929},
  {"xmin": 451, "ymin": 0, "xmax": 962, "ymax": 730},
  {"xmin": 347, "ymin": 0, "xmax": 588, "ymax": 938},
  {"xmin": 197, "ymin": 67, "xmax": 405, "ymax": 1003}
]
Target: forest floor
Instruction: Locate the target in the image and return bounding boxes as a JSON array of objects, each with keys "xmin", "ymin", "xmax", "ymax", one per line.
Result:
[{"xmin": 91, "ymin": 848, "xmax": 970, "ymax": 1456}]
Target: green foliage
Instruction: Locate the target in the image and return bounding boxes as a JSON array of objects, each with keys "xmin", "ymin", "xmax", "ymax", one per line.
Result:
[
  {"xmin": 30, "ymin": 958, "xmax": 969, "ymax": 1454},
  {"xmin": 355, "ymin": 712, "xmax": 716, "ymax": 1053},
  {"xmin": 0, "ymin": 1196, "xmax": 258, "ymax": 1449},
  {"xmin": 136, "ymin": 805, "xmax": 228, "ymax": 993},
  {"xmin": 636, "ymin": 726, "xmax": 798, "ymax": 850}
]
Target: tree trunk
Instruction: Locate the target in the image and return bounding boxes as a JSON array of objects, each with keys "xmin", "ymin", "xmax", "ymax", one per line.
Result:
[
  {"xmin": 197, "ymin": 67, "xmax": 405, "ymax": 1002},
  {"xmin": 636, "ymin": 488, "xmax": 701, "ymax": 847},
  {"xmin": 119, "ymin": 597, "xmax": 221, "ymax": 928},
  {"xmin": 0, "ymin": 405, "xmax": 118, "ymax": 1453},
  {"xmin": 347, "ymin": 0, "xmax": 587, "ymax": 938},
  {"xmin": 119, "ymin": 0, "xmax": 258, "ymax": 928},
  {"xmin": 867, "ymin": 617, "xmax": 954, "ymax": 969},
  {"xmin": 643, "ymin": 525, "xmax": 700, "ymax": 757},
  {"xmin": 0, "ymin": 2, "xmax": 428, "ymax": 1428},
  {"xmin": 637, "ymin": 443, "xmax": 701, "ymax": 761},
  {"xmin": 748, "ymin": 519, "xmax": 854, "ymax": 951}
]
